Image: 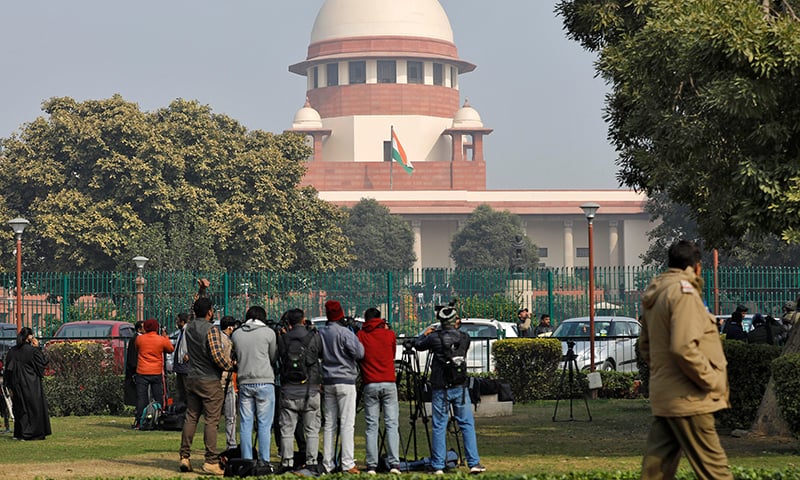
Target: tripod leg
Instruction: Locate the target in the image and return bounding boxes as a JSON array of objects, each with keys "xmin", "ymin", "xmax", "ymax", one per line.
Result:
[{"xmin": 552, "ymin": 356, "xmax": 571, "ymax": 421}]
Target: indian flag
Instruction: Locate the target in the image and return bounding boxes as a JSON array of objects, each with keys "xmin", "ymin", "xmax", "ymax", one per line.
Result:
[{"xmin": 391, "ymin": 127, "xmax": 413, "ymax": 174}]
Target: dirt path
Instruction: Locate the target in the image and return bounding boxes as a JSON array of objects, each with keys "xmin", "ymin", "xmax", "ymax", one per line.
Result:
[{"xmin": 6, "ymin": 452, "xmax": 200, "ymax": 480}]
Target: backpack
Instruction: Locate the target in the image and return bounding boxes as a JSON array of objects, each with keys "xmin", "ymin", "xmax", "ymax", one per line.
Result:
[
  {"xmin": 281, "ymin": 330, "xmax": 315, "ymax": 384},
  {"xmin": 437, "ymin": 331, "xmax": 468, "ymax": 388},
  {"xmin": 139, "ymin": 400, "xmax": 161, "ymax": 431}
]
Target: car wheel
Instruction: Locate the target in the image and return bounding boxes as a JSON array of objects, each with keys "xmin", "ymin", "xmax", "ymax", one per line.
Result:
[{"xmin": 602, "ymin": 360, "xmax": 616, "ymax": 371}]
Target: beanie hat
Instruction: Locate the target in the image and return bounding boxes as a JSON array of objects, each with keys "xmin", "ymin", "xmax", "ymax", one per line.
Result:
[
  {"xmin": 437, "ymin": 307, "xmax": 458, "ymax": 325},
  {"xmin": 143, "ymin": 318, "xmax": 159, "ymax": 333},
  {"xmin": 784, "ymin": 301, "xmax": 796, "ymax": 312},
  {"xmin": 325, "ymin": 300, "xmax": 345, "ymax": 322}
]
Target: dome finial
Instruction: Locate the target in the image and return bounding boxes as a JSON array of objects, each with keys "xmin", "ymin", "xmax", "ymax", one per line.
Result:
[
  {"xmin": 304, "ymin": 97, "xmax": 312, "ymax": 108},
  {"xmin": 463, "ymin": 97, "xmax": 471, "ymax": 108}
]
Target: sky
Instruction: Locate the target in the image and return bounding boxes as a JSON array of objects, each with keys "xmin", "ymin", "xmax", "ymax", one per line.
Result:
[{"xmin": 0, "ymin": 1, "xmax": 619, "ymax": 191}]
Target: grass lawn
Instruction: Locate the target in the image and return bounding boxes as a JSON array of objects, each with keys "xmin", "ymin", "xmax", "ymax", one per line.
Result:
[{"xmin": 0, "ymin": 399, "xmax": 797, "ymax": 479}]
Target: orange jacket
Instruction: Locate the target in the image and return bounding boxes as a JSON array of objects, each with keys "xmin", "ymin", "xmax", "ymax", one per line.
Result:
[{"xmin": 135, "ymin": 332, "xmax": 175, "ymax": 375}]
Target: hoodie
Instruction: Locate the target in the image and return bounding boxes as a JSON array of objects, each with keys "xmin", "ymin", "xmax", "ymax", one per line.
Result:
[
  {"xmin": 357, "ymin": 318, "xmax": 397, "ymax": 384},
  {"xmin": 640, "ymin": 266, "xmax": 730, "ymax": 417},
  {"xmin": 232, "ymin": 319, "xmax": 277, "ymax": 385}
]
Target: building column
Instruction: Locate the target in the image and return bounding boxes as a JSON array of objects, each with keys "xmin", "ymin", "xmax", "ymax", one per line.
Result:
[
  {"xmin": 563, "ymin": 220, "xmax": 574, "ymax": 269},
  {"xmin": 608, "ymin": 221, "xmax": 619, "ymax": 267},
  {"xmin": 411, "ymin": 220, "xmax": 423, "ymax": 271}
]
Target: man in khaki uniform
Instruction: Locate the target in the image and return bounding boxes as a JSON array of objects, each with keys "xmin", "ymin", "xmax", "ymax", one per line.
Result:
[{"xmin": 639, "ymin": 240, "xmax": 732, "ymax": 480}]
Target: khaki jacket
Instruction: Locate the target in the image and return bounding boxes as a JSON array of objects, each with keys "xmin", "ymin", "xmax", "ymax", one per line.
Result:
[{"xmin": 640, "ymin": 267, "xmax": 730, "ymax": 417}]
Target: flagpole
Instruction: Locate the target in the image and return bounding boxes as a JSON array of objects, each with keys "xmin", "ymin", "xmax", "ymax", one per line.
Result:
[{"xmin": 389, "ymin": 125, "xmax": 394, "ymax": 191}]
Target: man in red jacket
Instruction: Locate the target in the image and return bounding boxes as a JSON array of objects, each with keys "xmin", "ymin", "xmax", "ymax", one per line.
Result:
[{"xmin": 356, "ymin": 308, "xmax": 401, "ymax": 474}]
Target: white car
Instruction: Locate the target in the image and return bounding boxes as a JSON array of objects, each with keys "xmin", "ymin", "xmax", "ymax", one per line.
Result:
[
  {"xmin": 400, "ymin": 318, "xmax": 518, "ymax": 373},
  {"xmin": 551, "ymin": 316, "xmax": 641, "ymax": 372}
]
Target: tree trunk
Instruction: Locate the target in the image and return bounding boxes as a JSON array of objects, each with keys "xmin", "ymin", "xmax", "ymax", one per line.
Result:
[{"xmin": 748, "ymin": 324, "xmax": 799, "ymax": 437}]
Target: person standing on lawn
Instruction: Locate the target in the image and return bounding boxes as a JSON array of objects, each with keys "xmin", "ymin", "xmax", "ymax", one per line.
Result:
[
  {"xmin": 134, "ymin": 318, "xmax": 174, "ymax": 427},
  {"xmin": 639, "ymin": 240, "xmax": 732, "ymax": 480}
]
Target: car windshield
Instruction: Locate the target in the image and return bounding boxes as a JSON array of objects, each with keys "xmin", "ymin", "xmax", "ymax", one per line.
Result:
[
  {"xmin": 56, "ymin": 324, "xmax": 113, "ymax": 338},
  {"xmin": 459, "ymin": 323, "xmax": 498, "ymax": 339},
  {"xmin": 553, "ymin": 321, "xmax": 614, "ymax": 339},
  {"xmin": 0, "ymin": 326, "xmax": 16, "ymax": 339}
]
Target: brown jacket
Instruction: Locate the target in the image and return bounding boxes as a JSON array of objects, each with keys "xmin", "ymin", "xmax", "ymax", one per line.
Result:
[{"xmin": 640, "ymin": 266, "xmax": 730, "ymax": 417}]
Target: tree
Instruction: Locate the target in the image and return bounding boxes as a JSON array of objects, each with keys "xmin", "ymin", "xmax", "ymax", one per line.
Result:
[
  {"xmin": 0, "ymin": 95, "xmax": 352, "ymax": 272},
  {"xmin": 450, "ymin": 204, "xmax": 538, "ymax": 270},
  {"xmin": 341, "ymin": 198, "xmax": 415, "ymax": 270},
  {"xmin": 556, "ymin": 0, "xmax": 800, "ymax": 249}
]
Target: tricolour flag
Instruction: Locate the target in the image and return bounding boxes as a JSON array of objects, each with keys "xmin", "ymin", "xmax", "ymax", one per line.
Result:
[{"xmin": 391, "ymin": 127, "xmax": 413, "ymax": 174}]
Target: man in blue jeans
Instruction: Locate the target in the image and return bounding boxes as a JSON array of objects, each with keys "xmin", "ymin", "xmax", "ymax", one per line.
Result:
[
  {"xmin": 232, "ymin": 305, "xmax": 278, "ymax": 470},
  {"xmin": 415, "ymin": 306, "xmax": 485, "ymax": 475},
  {"xmin": 357, "ymin": 308, "xmax": 401, "ymax": 474}
]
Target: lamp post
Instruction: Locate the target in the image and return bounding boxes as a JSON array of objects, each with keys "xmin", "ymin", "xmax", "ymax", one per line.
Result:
[
  {"xmin": 8, "ymin": 218, "xmax": 29, "ymax": 333},
  {"xmin": 242, "ymin": 282, "xmax": 250, "ymax": 311},
  {"xmin": 132, "ymin": 256, "xmax": 149, "ymax": 325},
  {"xmin": 580, "ymin": 203, "xmax": 599, "ymax": 373}
]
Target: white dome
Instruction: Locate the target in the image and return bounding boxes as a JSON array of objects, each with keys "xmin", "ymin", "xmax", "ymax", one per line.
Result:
[
  {"xmin": 311, "ymin": 0, "xmax": 454, "ymax": 44},
  {"xmin": 292, "ymin": 99, "xmax": 323, "ymax": 129},
  {"xmin": 453, "ymin": 99, "xmax": 483, "ymax": 128}
]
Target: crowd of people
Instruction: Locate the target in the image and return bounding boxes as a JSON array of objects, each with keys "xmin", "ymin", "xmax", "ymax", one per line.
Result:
[
  {"xmin": 515, "ymin": 308, "xmax": 552, "ymax": 338},
  {"xmin": 719, "ymin": 302, "xmax": 796, "ymax": 346}
]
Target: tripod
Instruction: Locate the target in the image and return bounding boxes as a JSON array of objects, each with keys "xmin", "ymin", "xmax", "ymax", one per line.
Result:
[
  {"xmin": 552, "ymin": 341, "xmax": 592, "ymax": 422},
  {"xmin": 396, "ymin": 341, "xmax": 432, "ymax": 464}
]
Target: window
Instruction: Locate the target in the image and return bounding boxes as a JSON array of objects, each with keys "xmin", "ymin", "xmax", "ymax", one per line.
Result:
[
  {"xmin": 349, "ymin": 61, "xmax": 366, "ymax": 84},
  {"xmin": 576, "ymin": 247, "xmax": 589, "ymax": 258},
  {"xmin": 450, "ymin": 66, "xmax": 458, "ymax": 88},
  {"xmin": 312, "ymin": 66, "xmax": 318, "ymax": 89},
  {"xmin": 407, "ymin": 61, "xmax": 423, "ymax": 84},
  {"xmin": 538, "ymin": 247, "xmax": 549, "ymax": 258},
  {"xmin": 377, "ymin": 60, "xmax": 396, "ymax": 83},
  {"xmin": 433, "ymin": 63, "xmax": 443, "ymax": 85},
  {"xmin": 326, "ymin": 63, "xmax": 338, "ymax": 86}
]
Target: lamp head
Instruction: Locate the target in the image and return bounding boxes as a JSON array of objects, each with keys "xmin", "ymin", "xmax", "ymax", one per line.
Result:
[
  {"xmin": 580, "ymin": 202, "xmax": 600, "ymax": 220},
  {"xmin": 132, "ymin": 255, "xmax": 149, "ymax": 271},
  {"xmin": 8, "ymin": 218, "xmax": 30, "ymax": 237}
]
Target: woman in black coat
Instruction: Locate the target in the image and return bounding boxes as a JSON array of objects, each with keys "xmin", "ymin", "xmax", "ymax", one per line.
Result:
[{"xmin": 3, "ymin": 327, "xmax": 51, "ymax": 440}]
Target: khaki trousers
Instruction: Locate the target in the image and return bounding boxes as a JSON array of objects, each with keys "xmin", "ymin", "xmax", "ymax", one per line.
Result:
[
  {"xmin": 641, "ymin": 413, "xmax": 733, "ymax": 480},
  {"xmin": 179, "ymin": 378, "xmax": 224, "ymax": 464}
]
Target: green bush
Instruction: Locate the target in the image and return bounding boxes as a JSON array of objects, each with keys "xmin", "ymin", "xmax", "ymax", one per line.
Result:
[
  {"xmin": 772, "ymin": 352, "xmax": 800, "ymax": 437},
  {"xmin": 716, "ymin": 340, "xmax": 781, "ymax": 430},
  {"xmin": 493, "ymin": 338, "xmax": 561, "ymax": 402},
  {"xmin": 596, "ymin": 370, "xmax": 640, "ymax": 399},
  {"xmin": 44, "ymin": 341, "xmax": 125, "ymax": 416}
]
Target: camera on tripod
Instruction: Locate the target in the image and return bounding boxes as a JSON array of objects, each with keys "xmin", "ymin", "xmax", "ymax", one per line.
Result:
[{"xmin": 563, "ymin": 340, "xmax": 578, "ymax": 361}]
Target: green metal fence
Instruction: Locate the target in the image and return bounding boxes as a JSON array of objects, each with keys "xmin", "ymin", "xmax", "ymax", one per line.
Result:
[{"xmin": 4, "ymin": 266, "xmax": 799, "ymax": 337}]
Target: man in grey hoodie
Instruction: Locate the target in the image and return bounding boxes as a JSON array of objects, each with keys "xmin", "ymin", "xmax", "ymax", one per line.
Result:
[
  {"xmin": 319, "ymin": 300, "xmax": 364, "ymax": 474},
  {"xmin": 231, "ymin": 305, "xmax": 278, "ymax": 470}
]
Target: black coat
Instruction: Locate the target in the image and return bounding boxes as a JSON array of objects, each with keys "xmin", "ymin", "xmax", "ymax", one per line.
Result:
[{"xmin": 4, "ymin": 343, "xmax": 51, "ymax": 440}]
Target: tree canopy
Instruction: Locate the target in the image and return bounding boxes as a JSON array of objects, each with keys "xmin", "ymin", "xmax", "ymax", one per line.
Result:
[
  {"xmin": 450, "ymin": 204, "xmax": 538, "ymax": 270},
  {"xmin": 557, "ymin": 0, "xmax": 800, "ymax": 248},
  {"xmin": 341, "ymin": 198, "xmax": 415, "ymax": 270},
  {"xmin": 0, "ymin": 95, "xmax": 352, "ymax": 272}
]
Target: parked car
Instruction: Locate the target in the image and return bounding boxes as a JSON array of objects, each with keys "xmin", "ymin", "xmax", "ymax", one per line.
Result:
[
  {"xmin": 551, "ymin": 316, "xmax": 640, "ymax": 372},
  {"xmin": 310, "ymin": 316, "xmax": 364, "ymax": 332},
  {"xmin": 48, "ymin": 320, "xmax": 136, "ymax": 374},
  {"xmin": 0, "ymin": 323, "xmax": 17, "ymax": 359},
  {"xmin": 403, "ymin": 318, "xmax": 518, "ymax": 373}
]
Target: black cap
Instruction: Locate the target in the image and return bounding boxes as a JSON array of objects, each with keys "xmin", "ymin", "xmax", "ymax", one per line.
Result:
[
  {"xmin": 735, "ymin": 304, "xmax": 748, "ymax": 312},
  {"xmin": 518, "ymin": 308, "xmax": 528, "ymax": 315}
]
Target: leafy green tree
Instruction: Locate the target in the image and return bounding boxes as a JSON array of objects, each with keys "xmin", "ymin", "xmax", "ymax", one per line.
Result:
[
  {"xmin": 556, "ymin": 0, "xmax": 800, "ymax": 248},
  {"xmin": 0, "ymin": 95, "xmax": 352, "ymax": 272},
  {"xmin": 342, "ymin": 198, "xmax": 415, "ymax": 270},
  {"xmin": 450, "ymin": 204, "xmax": 538, "ymax": 270}
]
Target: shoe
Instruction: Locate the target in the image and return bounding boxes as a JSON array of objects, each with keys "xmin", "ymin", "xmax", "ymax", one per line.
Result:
[
  {"xmin": 390, "ymin": 467, "xmax": 402, "ymax": 474},
  {"xmin": 346, "ymin": 466, "xmax": 361, "ymax": 474},
  {"xmin": 202, "ymin": 462, "xmax": 225, "ymax": 476},
  {"xmin": 469, "ymin": 464, "xmax": 486, "ymax": 474},
  {"xmin": 277, "ymin": 464, "xmax": 294, "ymax": 475},
  {"xmin": 434, "ymin": 470, "xmax": 444, "ymax": 475},
  {"xmin": 179, "ymin": 457, "xmax": 192, "ymax": 473}
]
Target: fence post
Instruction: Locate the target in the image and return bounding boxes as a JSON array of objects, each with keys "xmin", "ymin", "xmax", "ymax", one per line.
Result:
[
  {"xmin": 547, "ymin": 269, "xmax": 554, "ymax": 321},
  {"xmin": 61, "ymin": 272, "xmax": 69, "ymax": 328},
  {"xmin": 223, "ymin": 271, "xmax": 230, "ymax": 317},
  {"xmin": 387, "ymin": 271, "xmax": 394, "ymax": 326}
]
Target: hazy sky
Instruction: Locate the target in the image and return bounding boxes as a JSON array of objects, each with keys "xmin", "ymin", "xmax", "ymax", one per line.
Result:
[{"xmin": 0, "ymin": 1, "xmax": 619, "ymax": 190}]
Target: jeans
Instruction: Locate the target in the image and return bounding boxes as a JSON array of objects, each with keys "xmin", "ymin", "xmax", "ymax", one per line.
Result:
[
  {"xmin": 239, "ymin": 383, "xmax": 275, "ymax": 463},
  {"xmin": 279, "ymin": 393, "xmax": 322, "ymax": 467},
  {"xmin": 430, "ymin": 387, "xmax": 480, "ymax": 470},
  {"xmin": 363, "ymin": 382, "xmax": 400, "ymax": 469},
  {"xmin": 322, "ymin": 384, "xmax": 357, "ymax": 472},
  {"xmin": 135, "ymin": 374, "xmax": 164, "ymax": 421},
  {"xmin": 180, "ymin": 378, "xmax": 224, "ymax": 463}
]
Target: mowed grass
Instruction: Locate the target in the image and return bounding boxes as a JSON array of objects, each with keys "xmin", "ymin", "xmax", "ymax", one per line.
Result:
[{"xmin": 0, "ymin": 399, "xmax": 798, "ymax": 479}]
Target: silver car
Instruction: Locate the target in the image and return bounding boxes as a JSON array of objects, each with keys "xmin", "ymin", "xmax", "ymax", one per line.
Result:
[{"xmin": 552, "ymin": 316, "xmax": 640, "ymax": 372}]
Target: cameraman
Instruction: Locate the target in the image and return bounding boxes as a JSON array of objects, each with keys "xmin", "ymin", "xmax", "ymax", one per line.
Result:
[{"xmin": 414, "ymin": 307, "xmax": 485, "ymax": 475}]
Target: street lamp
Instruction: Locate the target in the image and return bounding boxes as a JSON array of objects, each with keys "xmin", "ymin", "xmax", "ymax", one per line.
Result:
[
  {"xmin": 580, "ymin": 203, "xmax": 599, "ymax": 373},
  {"xmin": 132, "ymin": 256, "xmax": 149, "ymax": 325},
  {"xmin": 8, "ymin": 217, "xmax": 29, "ymax": 333}
]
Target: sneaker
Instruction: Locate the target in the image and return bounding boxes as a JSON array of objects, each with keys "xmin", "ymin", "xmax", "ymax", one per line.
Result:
[
  {"xmin": 346, "ymin": 466, "xmax": 361, "ymax": 474},
  {"xmin": 469, "ymin": 464, "xmax": 486, "ymax": 474},
  {"xmin": 202, "ymin": 462, "xmax": 225, "ymax": 476},
  {"xmin": 434, "ymin": 470, "xmax": 444, "ymax": 475},
  {"xmin": 390, "ymin": 467, "xmax": 402, "ymax": 474},
  {"xmin": 367, "ymin": 470, "xmax": 377, "ymax": 475},
  {"xmin": 179, "ymin": 457, "xmax": 192, "ymax": 473}
]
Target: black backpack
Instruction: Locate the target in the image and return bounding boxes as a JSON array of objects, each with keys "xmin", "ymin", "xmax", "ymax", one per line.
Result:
[
  {"xmin": 281, "ymin": 330, "xmax": 315, "ymax": 384},
  {"xmin": 437, "ymin": 330, "xmax": 468, "ymax": 388}
]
